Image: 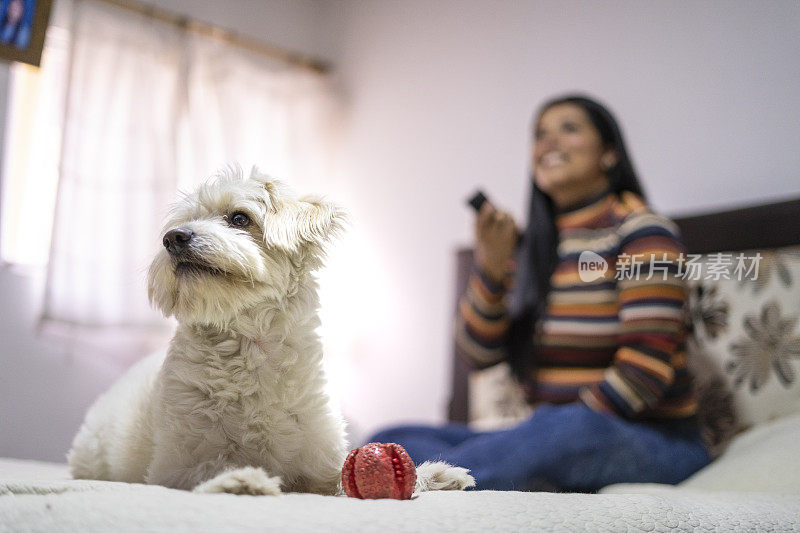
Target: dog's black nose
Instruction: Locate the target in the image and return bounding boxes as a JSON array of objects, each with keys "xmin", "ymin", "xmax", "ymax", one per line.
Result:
[{"xmin": 163, "ymin": 228, "xmax": 194, "ymax": 255}]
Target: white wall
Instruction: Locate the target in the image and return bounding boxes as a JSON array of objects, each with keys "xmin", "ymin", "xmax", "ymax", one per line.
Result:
[
  {"xmin": 3, "ymin": 0, "xmax": 800, "ymax": 461},
  {"xmin": 0, "ymin": 0, "xmax": 329, "ymax": 462},
  {"xmin": 320, "ymin": 0, "xmax": 800, "ymax": 438},
  {"xmin": 151, "ymin": 0, "xmax": 332, "ymax": 61}
]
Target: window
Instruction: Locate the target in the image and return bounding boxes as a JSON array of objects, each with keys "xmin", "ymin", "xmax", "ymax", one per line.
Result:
[
  {"xmin": 0, "ymin": 0, "xmax": 336, "ymax": 362},
  {"xmin": 1, "ymin": 25, "xmax": 68, "ymax": 266}
]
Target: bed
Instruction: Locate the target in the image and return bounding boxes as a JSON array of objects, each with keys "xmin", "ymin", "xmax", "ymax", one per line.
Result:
[{"xmin": 2, "ymin": 455, "xmax": 799, "ymax": 532}]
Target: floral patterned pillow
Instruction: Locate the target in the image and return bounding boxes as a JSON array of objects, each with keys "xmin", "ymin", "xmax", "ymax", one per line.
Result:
[{"xmin": 686, "ymin": 245, "xmax": 800, "ymax": 448}]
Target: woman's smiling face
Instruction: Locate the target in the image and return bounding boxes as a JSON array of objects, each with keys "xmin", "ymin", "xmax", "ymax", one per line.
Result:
[{"xmin": 533, "ymin": 103, "xmax": 615, "ymax": 204}]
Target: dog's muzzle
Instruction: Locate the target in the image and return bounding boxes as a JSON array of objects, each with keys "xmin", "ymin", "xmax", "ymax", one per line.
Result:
[{"xmin": 163, "ymin": 228, "xmax": 194, "ymax": 255}]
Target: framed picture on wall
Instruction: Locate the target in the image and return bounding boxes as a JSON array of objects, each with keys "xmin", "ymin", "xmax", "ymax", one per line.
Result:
[{"xmin": 0, "ymin": 0, "xmax": 52, "ymax": 67}]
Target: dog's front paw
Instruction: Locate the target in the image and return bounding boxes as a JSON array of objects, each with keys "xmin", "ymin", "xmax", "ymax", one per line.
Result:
[
  {"xmin": 193, "ymin": 467, "xmax": 282, "ymax": 496},
  {"xmin": 414, "ymin": 461, "xmax": 476, "ymax": 493}
]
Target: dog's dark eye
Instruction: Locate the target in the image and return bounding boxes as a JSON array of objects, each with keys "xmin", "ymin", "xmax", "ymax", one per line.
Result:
[{"xmin": 230, "ymin": 212, "xmax": 250, "ymax": 227}]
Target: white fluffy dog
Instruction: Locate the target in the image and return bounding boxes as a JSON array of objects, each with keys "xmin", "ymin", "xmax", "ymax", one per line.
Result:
[{"xmin": 67, "ymin": 167, "xmax": 474, "ymax": 496}]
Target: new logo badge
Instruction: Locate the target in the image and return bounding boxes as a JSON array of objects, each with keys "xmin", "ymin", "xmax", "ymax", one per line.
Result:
[{"xmin": 578, "ymin": 251, "xmax": 608, "ymax": 282}]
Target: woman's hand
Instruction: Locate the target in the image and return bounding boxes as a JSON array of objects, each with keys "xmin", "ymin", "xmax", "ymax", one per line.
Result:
[{"xmin": 474, "ymin": 203, "xmax": 518, "ymax": 282}]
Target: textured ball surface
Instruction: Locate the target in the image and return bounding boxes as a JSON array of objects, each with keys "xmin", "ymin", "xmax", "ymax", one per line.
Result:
[{"xmin": 341, "ymin": 442, "xmax": 416, "ymax": 500}]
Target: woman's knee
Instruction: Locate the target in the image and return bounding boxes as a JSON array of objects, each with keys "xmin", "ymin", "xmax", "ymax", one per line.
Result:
[
  {"xmin": 517, "ymin": 402, "xmax": 613, "ymax": 435},
  {"xmin": 366, "ymin": 424, "xmax": 467, "ymax": 445},
  {"xmin": 366, "ymin": 425, "xmax": 417, "ymax": 445}
]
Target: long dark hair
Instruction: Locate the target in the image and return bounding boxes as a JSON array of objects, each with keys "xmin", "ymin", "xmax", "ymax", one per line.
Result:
[{"xmin": 506, "ymin": 95, "xmax": 646, "ymax": 381}]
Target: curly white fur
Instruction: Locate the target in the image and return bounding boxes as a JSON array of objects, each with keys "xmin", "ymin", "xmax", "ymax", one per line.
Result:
[{"xmin": 67, "ymin": 166, "xmax": 474, "ymax": 496}]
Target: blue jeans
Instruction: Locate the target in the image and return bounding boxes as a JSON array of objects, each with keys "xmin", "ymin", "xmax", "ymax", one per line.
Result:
[{"xmin": 367, "ymin": 403, "xmax": 711, "ymax": 492}]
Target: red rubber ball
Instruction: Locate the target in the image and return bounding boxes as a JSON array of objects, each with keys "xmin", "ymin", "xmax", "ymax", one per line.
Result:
[{"xmin": 341, "ymin": 442, "xmax": 416, "ymax": 500}]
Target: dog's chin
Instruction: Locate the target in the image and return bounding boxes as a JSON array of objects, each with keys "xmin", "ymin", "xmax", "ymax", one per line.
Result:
[
  {"xmin": 164, "ymin": 268, "xmax": 278, "ymax": 326},
  {"xmin": 148, "ymin": 251, "xmax": 291, "ymax": 326},
  {"xmin": 175, "ymin": 261, "xmax": 228, "ymax": 278}
]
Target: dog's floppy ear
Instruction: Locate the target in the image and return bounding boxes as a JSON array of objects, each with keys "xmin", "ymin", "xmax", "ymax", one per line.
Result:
[
  {"xmin": 293, "ymin": 196, "xmax": 347, "ymax": 249},
  {"xmin": 249, "ymin": 167, "xmax": 346, "ymax": 252},
  {"xmin": 262, "ymin": 195, "xmax": 347, "ymax": 253}
]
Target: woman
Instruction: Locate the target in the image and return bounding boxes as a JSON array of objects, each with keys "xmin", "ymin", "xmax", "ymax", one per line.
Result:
[{"xmin": 369, "ymin": 95, "xmax": 711, "ymax": 492}]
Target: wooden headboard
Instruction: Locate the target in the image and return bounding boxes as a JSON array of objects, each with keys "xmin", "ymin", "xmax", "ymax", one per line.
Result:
[{"xmin": 447, "ymin": 196, "xmax": 800, "ymax": 423}]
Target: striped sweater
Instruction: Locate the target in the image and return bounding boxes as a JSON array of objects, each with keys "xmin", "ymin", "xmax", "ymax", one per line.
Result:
[{"xmin": 456, "ymin": 189, "xmax": 697, "ymax": 420}]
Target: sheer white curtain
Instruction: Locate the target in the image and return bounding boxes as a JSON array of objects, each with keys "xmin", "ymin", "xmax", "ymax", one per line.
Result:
[{"xmin": 39, "ymin": 0, "xmax": 334, "ymax": 360}]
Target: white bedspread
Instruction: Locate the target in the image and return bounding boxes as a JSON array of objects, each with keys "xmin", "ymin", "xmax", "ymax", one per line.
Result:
[{"xmin": 2, "ymin": 458, "xmax": 799, "ymax": 533}]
